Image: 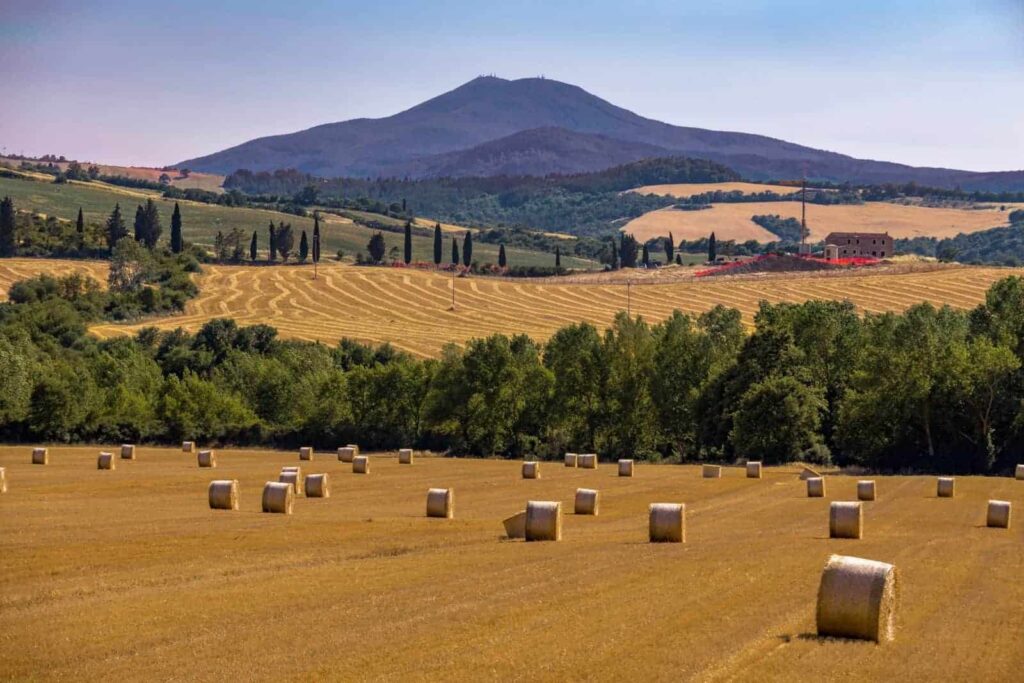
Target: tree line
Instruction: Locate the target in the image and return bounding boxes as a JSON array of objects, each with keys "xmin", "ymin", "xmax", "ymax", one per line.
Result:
[{"xmin": 2, "ymin": 267, "xmax": 1023, "ymax": 475}]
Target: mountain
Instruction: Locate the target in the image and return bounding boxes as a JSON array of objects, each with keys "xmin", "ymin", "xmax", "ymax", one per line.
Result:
[{"xmin": 180, "ymin": 76, "xmax": 1024, "ymax": 190}]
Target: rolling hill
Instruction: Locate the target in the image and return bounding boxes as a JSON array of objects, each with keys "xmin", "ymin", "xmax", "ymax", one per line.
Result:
[{"xmin": 179, "ymin": 76, "xmax": 1024, "ymax": 190}]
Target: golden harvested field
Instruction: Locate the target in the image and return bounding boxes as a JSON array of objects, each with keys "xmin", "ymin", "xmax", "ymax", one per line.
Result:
[
  {"xmin": 631, "ymin": 181, "xmax": 802, "ymax": 198},
  {"xmin": 625, "ymin": 201, "xmax": 1018, "ymax": 243},
  {"xmin": 0, "ymin": 157, "xmax": 225, "ymax": 192},
  {"xmin": 82, "ymin": 260, "xmax": 1022, "ymax": 357},
  {"xmin": 1, "ymin": 446, "xmax": 1022, "ymax": 681},
  {"xmin": 0, "ymin": 259, "xmax": 109, "ymax": 299}
]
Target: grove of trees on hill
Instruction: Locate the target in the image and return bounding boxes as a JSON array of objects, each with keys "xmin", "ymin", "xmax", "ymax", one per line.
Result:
[{"xmin": 2, "ymin": 264, "xmax": 1024, "ymax": 475}]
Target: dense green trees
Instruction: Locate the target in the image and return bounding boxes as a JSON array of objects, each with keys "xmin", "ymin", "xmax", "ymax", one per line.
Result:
[
  {"xmin": 3, "ymin": 270, "xmax": 1024, "ymax": 473},
  {"xmin": 367, "ymin": 232, "xmax": 386, "ymax": 263},
  {"xmin": 106, "ymin": 204, "xmax": 127, "ymax": 250},
  {"xmin": 133, "ymin": 199, "xmax": 162, "ymax": 249}
]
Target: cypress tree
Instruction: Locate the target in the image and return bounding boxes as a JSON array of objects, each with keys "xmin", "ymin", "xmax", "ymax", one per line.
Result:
[
  {"xmin": 0, "ymin": 196, "xmax": 15, "ymax": 257},
  {"xmin": 141, "ymin": 199, "xmax": 161, "ymax": 249},
  {"xmin": 106, "ymin": 203, "xmax": 127, "ymax": 250},
  {"xmin": 312, "ymin": 214, "xmax": 320, "ymax": 263},
  {"xmin": 250, "ymin": 230, "xmax": 258, "ymax": 261},
  {"xmin": 451, "ymin": 236, "xmax": 459, "ymax": 265},
  {"xmin": 498, "ymin": 243, "xmax": 507, "ymax": 268},
  {"xmin": 133, "ymin": 205, "xmax": 145, "ymax": 243},
  {"xmin": 462, "ymin": 231, "xmax": 473, "ymax": 267},
  {"xmin": 170, "ymin": 202, "xmax": 183, "ymax": 253},
  {"xmin": 665, "ymin": 231, "xmax": 674, "ymax": 263},
  {"xmin": 76, "ymin": 207, "xmax": 84, "ymax": 234},
  {"xmin": 299, "ymin": 230, "xmax": 309, "ymax": 262},
  {"xmin": 269, "ymin": 222, "xmax": 277, "ymax": 262},
  {"xmin": 708, "ymin": 231, "xmax": 717, "ymax": 263},
  {"xmin": 642, "ymin": 243, "xmax": 650, "ymax": 267},
  {"xmin": 433, "ymin": 223, "xmax": 442, "ymax": 266},
  {"xmin": 555, "ymin": 246, "xmax": 561, "ymax": 268},
  {"xmin": 610, "ymin": 236, "xmax": 618, "ymax": 270},
  {"xmin": 404, "ymin": 219, "xmax": 412, "ymax": 264}
]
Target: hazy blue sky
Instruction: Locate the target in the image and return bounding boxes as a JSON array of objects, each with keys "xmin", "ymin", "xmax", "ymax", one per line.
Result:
[{"xmin": 2, "ymin": 0, "xmax": 1021, "ymax": 171}]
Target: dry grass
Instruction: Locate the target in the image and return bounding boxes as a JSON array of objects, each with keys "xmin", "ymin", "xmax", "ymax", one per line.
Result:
[
  {"xmin": 624, "ymin": 200, "xmax": 1019, "ymax": 243},
  {"xmin": 75, "ymin": 260, "xmax": 1022, "ymax": 357},
  {"xmin": 1, "ymin": 446, "xmax": 1021, "ymax": 680},
  {"xmin": 0, "ymin": 259, "xmax": 109, "ymax": 300},
  {"xmin": 630, "ymin": 182, "xmax": 803, "ymax": 199}
]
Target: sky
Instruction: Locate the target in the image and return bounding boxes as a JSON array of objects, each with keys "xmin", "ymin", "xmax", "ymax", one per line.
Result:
[{"xmin": 1, "ymin": 0, "xmax": 1022, "ymax": 172}]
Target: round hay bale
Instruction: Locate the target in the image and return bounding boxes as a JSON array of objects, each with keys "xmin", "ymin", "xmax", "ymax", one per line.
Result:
[
  {"xmin": 564, "ymin": 452, "xmax": 578, "ymax": 468},
  {"xmin": 426, "ymin": 488, "xmax": 453, "ymax": 518},
  {"xmin": 807, "ymin": 477, "xmax": 826, "ymax": 498},
  {"xmin": 525, "ymin": 501, "xmax": 562, "ymax": 541},
  {"xmin": 305, "ymin": 473, "xmax": 330, "ymax": 498},
  {"xmin": 702, "ymin": 464, "xmax": 722, "ymax": 479},
  {"xmin": 987, "ymin": 500, "xmax": 1011, "ymax": 528},
  {"xmin": 618, "ymin": 459, "xmax": 634, "ymax": 477},
  {"xmin": 522, "ymin": 461, "xmax": 540, "ymax": 479},
  {"xmin": 337, "ymin": 447, "xmax": 356, "ymax": 463},
  {"xmin": 299, "ymin": 446, "xmax": 314, "ymax": 461},
  {"xmin": 830, "ymin": 501, "xmax": 863, "ymax": 539},
  {"xmin": 800, "ymin": 466, "xmax": 822, "ymax": 480},
  {"xmin": 347, "ymin": 444, "xmax": 360, "ymax": 456},
  {"xmin": 281, "ymin": 465, "xmax": 301, "ymax": 478},
  {"xmin": 503, "ymin": 510, "xmax": 526, "ymax": 539},
  {"xmin": 31, "ymin": 447, "xmax": 48, "ymax": 465},
  {"xmin": 0, "ymin": 467, "xmax": 6, "ymax": 494},
  {"xmin": 398, "ymin": 448, "xmax": 414, "ymax": 465},
  {"xmin": 182, "ymin": 441, "xmax": 195, "ymax": 453},
  {"xmin": 574, "ymin": 488, "xmax": 600, "ymax": 516},
  {"xmin": 579, "ymin": 453, "xmax": 598, "ymax": 469},
  {"xmin": 816, "ymin": 554, "xmax": 898, "ymax": 642},
  {"xmin": 648, "ymin": 503, "xmax": 685, "ymax": 543},
  {"xmin": 857, "ymin": 480, "xmax": 876, "ymax": 501},
  {"xmin": 746, "ymin": 461, "xmax": 763, "ymax": 479},
  {"xmin": 278, "ymin": 470, "xmax": 301, "ymax": 495},
  {"xmin": 97, "ymin": 452, "xmax": 116, "ymax": 470},
  {"xmin": 936, "ymin": 477, "xmax": 955, "ymax": 498},
  {"xmin": 262, "ymin": 481, "xmax": 294, "ymax": 514},
  {"xmin": 197, "ymin": 450, "xmax": 216, "ymax": 468},
  {"xmin": 353, "ymin": 455, "xmax": 370, "ymax": 474},
  {"xmin": 120, "ymin": 444, "xmax": 136, "ymax": 460},
  {"xmin": 1015, "ymin": 464, "xmax": 1023, "ymax": 480},
  {"xmin": 208, "ymin": 479, "xmax": 239, "ymax": 510}
]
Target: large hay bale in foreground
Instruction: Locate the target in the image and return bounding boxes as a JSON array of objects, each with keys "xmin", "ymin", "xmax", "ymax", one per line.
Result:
[
  {"xmin": 830, "ymin": 502, "xmax": 863, "ymax": 539},
  {"xmin": 702, "ymin": 464, "xmax": 721, "ymax": 479},
  {"xmin": 278, "ymin": 470, "xmax": 301, "ymax": 494},
  {"xmin": 299, "ymin": 446, "xmax": 314, "ymax": 461},
  {"xmin": 97, "ymin": 452, "xmax": 116, "ymax": 470},
  {"xmin": 564, "ymin": 453, "xmax": 578, "ymax": 468},
  {"xmin": 579, "ymin": 454, "xmax": 598, "ymax": 469},
  {"xmin": 807, "ymin": 477, "xmax": 826, "ymax": 498},
  {"xmin": 197, "ymin": 450, "xmax": 216, "ymax": 468},
  {"xmin": 648, "ymin": 503, "xmax": 685, "ymax": 543},
  {"xmin": 426, "ymin": 488, "xmax": 454, "ymax": 518},
  {"xmin": 1015, "ymin": 464, "xmax": 1023, "ymax": 480},
  {"xmin": 0, "ymin": 467, "xmax": 6, "ymax": 494},
  {"xmin": 857, "ymin": 480, "xmax": 876, "ymax": 501},
  {"xmin": 746, "ymin": 461, "xmax": 762, "ymax": 479},
  {"xmin": 937, "ymin": 477, "xmax": 955, "ymax": 498},
  {"xmin": 305, "ymin": 473, "xmax": 330, "ymax": 498},
  {"xmin": 398, "ymin": 448, "xmax": 414, "ymax": 465},
  {"xmin": 503, "ymin": 511, "xmax": 526, "ymax": 539},
  {"xmin": 182, "ymin": 441, "xmax": 195, "ymax": 453},
  {"xmin": 987, "ymin": 500, "xmax": 1011, "ymax": 528},
  {"xmin": 261, "ymin": 481, "xmax": 294, "ymax": 514},
  {"xmin": 525, "ymin": 501, "xmax": 562, "ymax": 541},
  {"xmin": 31, "ymin": 447, "xmax": 48, "ymax": 465},
  {"xmin": 353, "ymin": 456, "xmax": 370, "ymax": 474},
  {"xmin": 574, "ymin": 488, "xmax": 600, "ymax": 516},
  {"xmin": 618, "ymin": 459, "xmax": 634, "ymax": 477},
  {"xmin": 816, "ymin": 554, "xmax": 899, "ymax": 642},
  {"xmin": 337, "ymin": 447, "xmax": 356, "ymax": 463},
  {"xmin": 208, "ymin": 479, "xmax": 239, "ymax": 510},
  {"xmin": 120, "ymin": 444, "xmax": 136, "ymax": 460},
  {"xmin": 800, "ymin": 466, "xmax": 822, "ymax": 480},
  {"xmin": 522, "ymin": 461, "xmax": 540, "ymax": 479}
]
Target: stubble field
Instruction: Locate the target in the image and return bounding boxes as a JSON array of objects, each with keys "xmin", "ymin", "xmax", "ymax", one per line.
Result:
[{"xmin": 1, "ymin": 446, "xmax": 1021, "ymax": 681}]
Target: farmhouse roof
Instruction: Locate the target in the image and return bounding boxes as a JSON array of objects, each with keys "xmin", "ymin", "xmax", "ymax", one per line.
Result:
[{"xmin": 824, "ymin": 231, "xmax": 891, "ymax": 240}]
